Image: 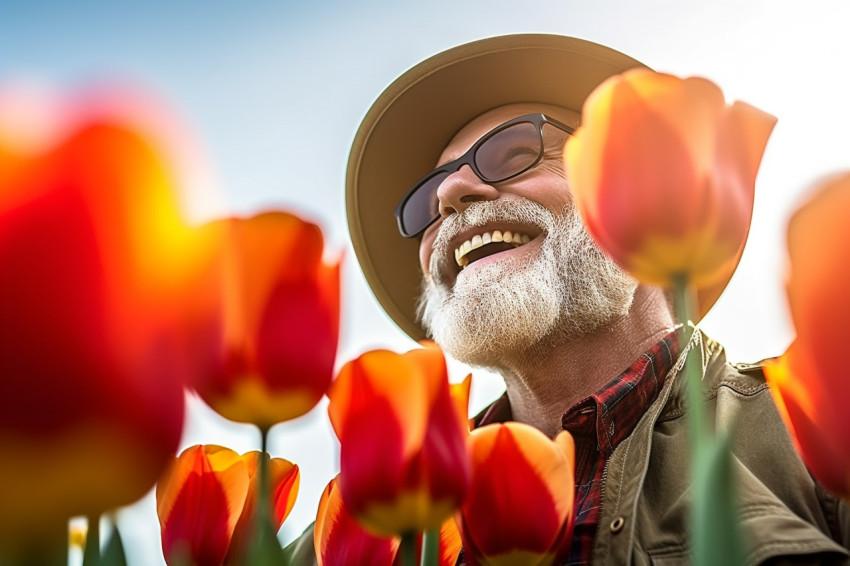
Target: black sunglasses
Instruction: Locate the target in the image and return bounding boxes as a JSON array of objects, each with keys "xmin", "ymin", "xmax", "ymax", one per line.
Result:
[{"xmin": 394, "ymin": 113, "xmax": 574, "ymax": 238}]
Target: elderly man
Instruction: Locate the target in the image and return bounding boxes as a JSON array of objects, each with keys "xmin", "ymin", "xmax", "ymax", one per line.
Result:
[{"xmin": 288, "ymin": 34, "xmax": 849, "ymax": 564}]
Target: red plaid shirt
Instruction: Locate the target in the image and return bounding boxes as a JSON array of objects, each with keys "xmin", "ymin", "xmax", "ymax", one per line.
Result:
[{"xmin": 470, "ymin": 332, "xmax": 678, "ymax": 565}]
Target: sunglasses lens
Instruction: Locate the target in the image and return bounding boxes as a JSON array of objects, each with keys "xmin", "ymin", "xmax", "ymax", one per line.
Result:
[
  {"xmin": 401, "ymin": 170, "xmax": 449, "ymax": 236},
  {"xmin": 475, "ymin": 121, "xmax": 541, "ymax": 181}
]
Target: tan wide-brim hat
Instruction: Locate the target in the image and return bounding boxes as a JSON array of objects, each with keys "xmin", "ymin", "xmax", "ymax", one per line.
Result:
[{"xmin": 347, "ymin": 34, "xmax": 734, "ymax": 341}]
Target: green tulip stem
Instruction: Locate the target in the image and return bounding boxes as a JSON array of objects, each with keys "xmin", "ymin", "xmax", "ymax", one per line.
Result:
[
  {"xmin": 400, "ymin": 533, "xmax": 418, "ymax": 566},
  {"xmin": 421, "ymin": 529, "xmax": 439, "ymax": 566},
  {"xmin": 82, "ymin": 516, "xmax": 100, "ymax": 566},
  {"xmin": 247, "ymin": 426, "xmax": 285, "ymax": 566},
  {"xmin": 671, "ymin": 275, "xmax": 707, "ymax": 448},
  {"xmin": 672, "ymin": 275, "xmax": 745, "ymax": 566}
]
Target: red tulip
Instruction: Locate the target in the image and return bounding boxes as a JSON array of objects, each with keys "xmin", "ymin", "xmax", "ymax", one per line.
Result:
[
  {"xmin": 764, "ymin": 173, "xmax": 850, "ymax": 500},
  {"xmin": 193, "ymin": 212, "xmax": 340, "ymax": 429},
  {"xmin": 328, "ymin": 342, "xmax": 470, "ymax": 535},
  {"xmin": 459, "ymin": 423, "xmax": 575, "ymax": 566},
  {"xmin": 565, "ymin": 68, "xmax": 776, "ymax": 291},
  {"xmin": 156, "ymin": 445, "xmax": 300, "ymax": 566},
  {"xmin": 315, "ymin": 476, "xmax": 400, "ymax": 566},
  {"xmin": 157, "ymin": 445, "xmax": 251, "ymax": 566},
  {"xmin": 0, "ymin": 87, "xmax": 216, "ymax": 535}
]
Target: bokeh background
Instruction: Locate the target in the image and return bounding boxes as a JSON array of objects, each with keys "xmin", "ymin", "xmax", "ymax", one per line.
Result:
[{"xmin": 3, "ymin": 0, "xmax": 849, "ymax": 563}]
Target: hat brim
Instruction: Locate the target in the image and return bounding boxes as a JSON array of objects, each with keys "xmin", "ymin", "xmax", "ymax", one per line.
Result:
[{"xmin": 347, "ymin": 34, "xmax": 730, "ymax": 341}]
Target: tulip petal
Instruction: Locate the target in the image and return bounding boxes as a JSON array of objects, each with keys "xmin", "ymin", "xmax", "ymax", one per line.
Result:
[
  {"xmin": 315, "ymin": 477, "xmax": 399, "ymax": 566},
  {"xmin": 764, "ymin": 348, "xmax": 850, "ymax": 499},
  {"xmin": 451, "ymin": 374, "xmax": 473, "ymax": 432}
]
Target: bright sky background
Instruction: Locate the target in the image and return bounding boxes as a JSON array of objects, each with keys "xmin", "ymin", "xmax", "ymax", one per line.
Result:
[{"xmin": 3, "ymin": 0, "xmax": 850, "ymax": 563}]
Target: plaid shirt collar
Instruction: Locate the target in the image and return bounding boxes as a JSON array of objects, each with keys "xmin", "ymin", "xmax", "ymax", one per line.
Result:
[{"xmin": 473, "ymin": 330, "xmax": 678, "ymax": 441}]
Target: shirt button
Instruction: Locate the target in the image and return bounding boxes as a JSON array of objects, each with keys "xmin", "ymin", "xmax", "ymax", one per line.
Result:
[{"xmin": 610, "ymin": 516, "xmax": 625, "ymax": 533}]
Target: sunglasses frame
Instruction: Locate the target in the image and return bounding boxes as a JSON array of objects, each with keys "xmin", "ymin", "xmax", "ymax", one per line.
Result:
[{"xmin": 394, "ymin": 113, "xmax": 575, "ymax": 238}]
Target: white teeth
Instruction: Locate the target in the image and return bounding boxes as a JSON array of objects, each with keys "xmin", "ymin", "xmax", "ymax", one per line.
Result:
[{"xmin": 454, "ymin": 230, "xmax": 534, "ymax": 268}]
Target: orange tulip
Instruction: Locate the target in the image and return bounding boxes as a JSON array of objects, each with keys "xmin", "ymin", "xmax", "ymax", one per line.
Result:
[
  {"xmin": 193, "ymin": 212, "xmax": 340, "ymax": 429},
  {"xmin": 0, "ymin": 87, "xmax": 217, "ymax": 535},
  {"xmin": 315, "ymin": 476, "xmax": 400, "ymax": 566},
  {"xmin": 458, "ymin": 423, "xmax": 575, "ymax": 566},
  {"xmin": 764, "ymin": 173, "xmax": 850, "ymax": 500},
  {"xmin": 156, "ymin": 445, "xmax": 300, "ymax": 566},
  {"xmin": 328, "ymin": 342, "xmax": 471, "ymax": 535},
  {"xmin": 565, "ymin": 68, "xmax": 776, "ymax": 289}
]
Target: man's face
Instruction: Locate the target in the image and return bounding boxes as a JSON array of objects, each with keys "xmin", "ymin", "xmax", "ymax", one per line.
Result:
[{"xmin": 416, "ymin": 103, "xmax": 638, "ymax": 367}]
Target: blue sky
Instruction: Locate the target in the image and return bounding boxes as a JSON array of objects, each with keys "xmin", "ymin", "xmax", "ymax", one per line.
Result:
[{"xmin": 3, "ymin": 0, "xmax": 850, "ymax": 563}]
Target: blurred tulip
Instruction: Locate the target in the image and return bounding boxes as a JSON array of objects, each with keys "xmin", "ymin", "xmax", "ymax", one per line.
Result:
[
  {"xmin": 328, "ymin": 342, "xmax": 470, "ymax": 536},
  {"xmin": 435, "ymin": 516, "xmax": 463, "ymax": 566},
  {"xmin": 764, "ymin": 173, "xmax": 850, "ymax": 500},
  {"xmin": 315, "ymin": 476, "xmax": 400, "ymax": 566},
  {"xmin": 156, "ymin": 445, "xmax": 300, "ymax": 566},
  {"xmin": 193, "ymin": 212, "xmax": 340, "ymax": 429},
  {"xmin": 157, "ymin": 445, "xmax": 250, "ymax": 566},
  {"xmin": 0, "ymin": 87, "xmax": 218, "ymax": 536},
  {"xmin": 565, "ymin": 68, "xmax": 776, "ymax": 290},
  {"xmin": 459, "ymin": 423, "xmax": 575, "ymax": 566},
  {"xmin": 225, "ymin": 451, "xmax": 300, "ymax": 564}
]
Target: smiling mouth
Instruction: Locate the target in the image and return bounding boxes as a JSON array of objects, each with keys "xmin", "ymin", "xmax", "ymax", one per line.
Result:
[{"xmin": 454, "ymin": 230, "xmax": 534, "ymax": 268}]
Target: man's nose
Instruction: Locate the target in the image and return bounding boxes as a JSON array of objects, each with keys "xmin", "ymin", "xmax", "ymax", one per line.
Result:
[{"xmin": 436, "ymin": 165, "xmax": 500, "ymax": 218}]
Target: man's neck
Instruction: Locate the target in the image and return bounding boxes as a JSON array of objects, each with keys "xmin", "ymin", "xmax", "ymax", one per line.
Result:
[{"xmin": 496, "ymin": 285, "xmax": 675, "ymax": 438}]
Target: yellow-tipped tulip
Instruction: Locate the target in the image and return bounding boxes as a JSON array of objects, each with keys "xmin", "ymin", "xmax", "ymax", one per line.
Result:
[
  {"xmin": 193, "ymin": 212, "xmax": 340, "ymax": 429},
  {"xmin": 459, "ymin": 422, "xmax": 575, "ymax": 566},
  {"xmin": 565, "ymin": 69, "xmax": 776, "ymax": 295},
  {"xmin": 764, "ymin": 173, "xmax": 850, "ymax": 500},
  {"xmin": 157, "ymin": 445, "xmax": 250, "ymax": 566},
  {"xmin": 156, "ymin": 445, "xmax": 300, "ymax": 566},
  {"xmin": 328, "ymin": 342, "xmax": 470, "ymax": 536}
]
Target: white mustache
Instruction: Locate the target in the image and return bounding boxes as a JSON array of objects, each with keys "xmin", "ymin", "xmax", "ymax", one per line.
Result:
[{"xmin": 429, "ymin": 199, "xmax": 557, "ymax": 283}]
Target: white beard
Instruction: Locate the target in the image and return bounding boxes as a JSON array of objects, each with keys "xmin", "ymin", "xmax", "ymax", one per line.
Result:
[{"xmin": 417, "ymin": 198, "xmax": 637, "ymax": 368}]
